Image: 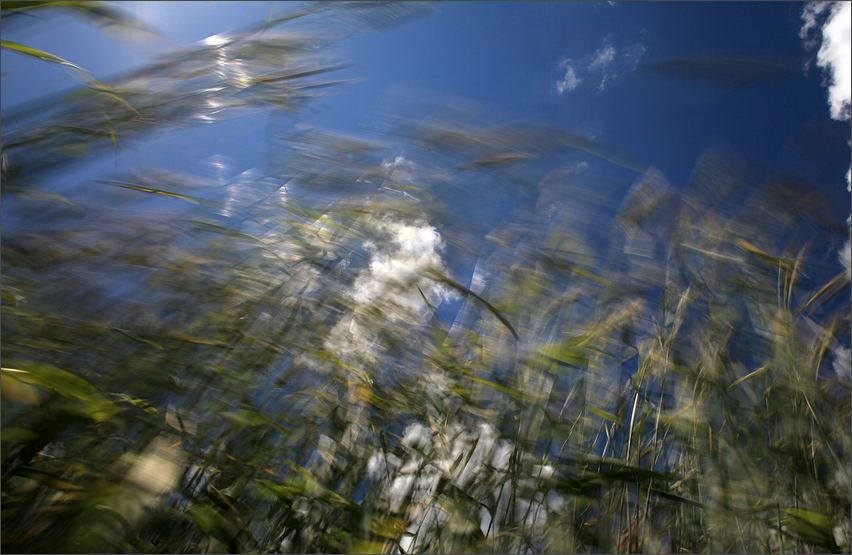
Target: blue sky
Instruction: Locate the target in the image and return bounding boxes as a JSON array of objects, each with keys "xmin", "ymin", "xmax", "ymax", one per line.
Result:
[
  {"xmin": 2, "ymin": 1, "xmax": 850, "ymax": 259},
  {"xmin": 4, "ymin": 2, "xmax": 848, "ymax": 187}
]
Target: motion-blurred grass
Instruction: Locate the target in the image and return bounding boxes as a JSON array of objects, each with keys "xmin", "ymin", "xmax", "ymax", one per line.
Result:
[{"xmin": 2, "ymin": 2, "xmax": 849, "ymax": 553}]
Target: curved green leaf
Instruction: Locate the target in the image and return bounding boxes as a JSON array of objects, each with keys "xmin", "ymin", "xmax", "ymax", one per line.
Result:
[
  {"xmin": 424, "ymin": 267, "xmax": 519, "ymax": 341},
  {"xmin": 777, "ymin": 507, "xmax": 839, "ymax": 550},
  {"xmin": 2, "ymin": 363, "xmax": 99, "ymax": 398},
  {"xmin": 1, "ymin": 40, "xmax": 139, "ymax": 116},
  {"xmin": 96, "ymin": 180, "xmax": 215, "ymax": 206},
  {"xmin": 183, "ymin": 503, "xmax": 235, "ymax": 542},
  {"xmin": 1, "ymin": 427, "xmax": 41, "ymax": 443},
  {"xmin": 587, "ymin": 406, "xmax": 619, "ymax": 424},
  {"xmin": 2, "ymin": 362, "xmax": 118, "ymax": 422}
]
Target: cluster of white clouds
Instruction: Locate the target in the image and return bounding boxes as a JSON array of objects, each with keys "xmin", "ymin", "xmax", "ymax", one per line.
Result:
[
  {"xmin": 322, "ymin": 162, "xmax": 457, "ymax": 367},
  {"xmin": 557, "ymin": 41, "xmax": 646, "ymax": 94},
  {"xmin": 350, "ymin": 216, "xmax": 452, "ymax": 312},
  {"xmin": 380, "ymin": 155, "xmax": 419, "ymax": 184},
  {"xmin": 800, "ymin": 2, "xmax": 851, "ymax": 381},
  {"xmin": 800, "ymin": 2, "xmax": 850, "ymax": 269},
  {"xmin": 589, "ymin": 44, "xmax": 616, "ymax": 72},
  {"xmin": 322, "ymin": 215, "xmax": 452, "ymax": 366}
]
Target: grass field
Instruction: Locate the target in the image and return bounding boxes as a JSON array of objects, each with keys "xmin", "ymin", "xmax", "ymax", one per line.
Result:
[{"xmin": 2, "ymin": 3, "xmax": 850, "ymax": 553}]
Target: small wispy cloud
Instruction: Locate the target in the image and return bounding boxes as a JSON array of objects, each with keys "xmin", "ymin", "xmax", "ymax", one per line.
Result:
[
  {"xmin": 624, "ymin": 43, "xmax": 648, "ymax": 70},
  {"xmin": 381, "ymin": 155, "xmax": 418, "ymax": 183},
  {"xmin": 556, "ymin": 62, "xmax": 582, "ymax": 94},
  {"xmin": 589, "ymin": 45, "xmax": 616, "ymax": 71},
  {"xmin": 799, "ymin": 1, "xmax": 831, "ymax": 50},
  {"xmin": 556, "ymin": 40, "xmax": 647, "ymax": 94}
]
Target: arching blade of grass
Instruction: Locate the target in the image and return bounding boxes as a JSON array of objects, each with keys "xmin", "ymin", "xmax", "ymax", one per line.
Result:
[
  {"xmin": 554, "ymin": 129, "xmax": 650, "ymax": 174},
  {"xmin": 2, "ymin": 363, "xmax": 100, "ymax": 399},
  {"xmin": 728, "ymin": 364, "xmax": 769, "ymax": 390},
  {"xmin": 0, "ymin": 41, "xmax": 89, "ymax": 76},
  {"xmin": 222, "ymin": 408, "xmax": 297, "ymax": 438},
  {"xmin": 182, "ymin": 503, "xmax": 238, "ymax": 550},
  {"xmin": 648, "ymin": 487, "xmax": 710, "ymax": 510},
  {"xmin": 417, "ymin": 285, "xmax": 438, "ymax": 314},
  {"xmin": 13, "ymin": 467, "xmax": 86, "ymax": 493},
  {"xmin": 586, "ymin": 406, "xmax": 619, "ymax": 425},
  {"xmin": 2, "ymin": 30, "xmax": 355, "ymax": 187},
  {"xmin": 179, "ymin": 220, "xmax": 262, "ymax": 242},
  {"xmin": 95, "ymin": 180, "xmax": 217, "ymax": 206},
  {"xmin": 775, "ymin": 508, "xmax": 840, "ymax": 552},
  {"xmin": 54, "ymin": 1, "xmax": 170, "ymax": 44},
  {"xmin": 735, "ymin": 238, "xmax": 795, "ymax": 271},
  {"xmin": 261, "ymin": 2, "xmax": 335, "ymax": 32},
  {"xmin": 1, "ymin": 40, "xmax": 140, "ymax": 116},
  {"xmin": 2, "ymin": 1, "xmax": 174, "ymax": 50},
  {"xmin": 424, "ymin": 267, "xmax": 520, "ymax": 341},
  {"xmin": 2, "ymin": 363, "xmax": 119, "ymax": 423},
  {"xmin": 538, "ymin": 254, "xmax": 612, "ymax": 285},
  {"xmin": 469, "ymin": 375, "xmax": 528, "ymax": 400},
  {"xmin": 798, "ymin": 270, "xmax": 850, "ymax": 313},
  {"xmin": 1, "ymin": 183, "xmax": 75, "ymax": 205}
]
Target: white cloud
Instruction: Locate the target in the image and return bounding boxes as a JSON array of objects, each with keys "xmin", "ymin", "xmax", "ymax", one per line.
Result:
[
  {"xmin": 624, "ymin": 43, "xmax": 648, "ymax": 70},
  {"xmin": 818, "ymin": 2, "xmax": 851, "ymax": 120},
  {"xmin": 801, "ymin": 1, "xmax": 851, "ymax": 120},
  {"xmin": 381, "ymin": 155, "xmax": 418, "ymax": 183},
  {"xmin": 556, "ymin": 41, "xmax": 647, "ymax": 94},
  {"xmin": 556, "ymin": 63, "xmax": 582, "ymax": 94},
  {"xmin": 351, "ymin": 218, "xmax": 451, "ymax": 311},
  {"xmin": 589, "ymin": 45, "xmax": 616, "ymax": 71},
  {"xmin": 589, "ymin": 45, "xmax": 616, "ymax": 90},
  {"xmin": 800, "ymin": 1, "xmax": 832, "ymax": 49},
  {"xmin": 322, "ymin": 216, "xmax": 456, "ymax": 366},
  {"xmin": 800, "ymin": 3, "xmax": 852, "ymax": 290}
]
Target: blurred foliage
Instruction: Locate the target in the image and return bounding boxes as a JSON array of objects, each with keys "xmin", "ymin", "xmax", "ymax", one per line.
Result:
[{"xmin": 2, "ymin": 2, "xmax": 850, "ymax": 554}]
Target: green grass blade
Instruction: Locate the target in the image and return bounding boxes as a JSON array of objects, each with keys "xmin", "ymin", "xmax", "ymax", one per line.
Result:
[
  {"xmin": 96, "ymin": 180, "xmax": 216, "ymax": 206},
  {"xmin": 424, "ymin": 267, "xmax": 520, "ymax": 341},
  {"xmin": 1, "ymin": 40, "xmax": 139, "ymax": 116}
]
